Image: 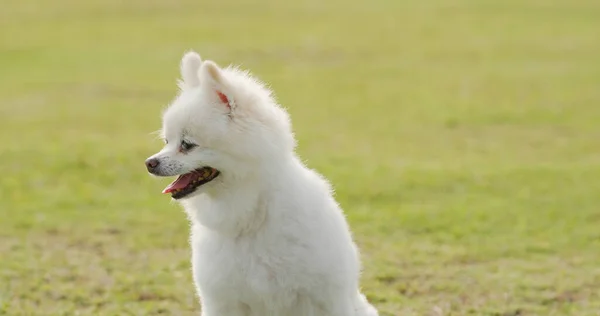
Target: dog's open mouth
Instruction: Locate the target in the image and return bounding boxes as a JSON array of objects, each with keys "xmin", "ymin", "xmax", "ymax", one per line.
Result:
[{"xmin": 162, "ymin": 167, "xmax": 220, "ymax": 199}]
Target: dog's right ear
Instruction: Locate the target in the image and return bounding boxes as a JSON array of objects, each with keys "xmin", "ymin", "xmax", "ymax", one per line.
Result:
[
  {"xmin": 179, "ymin": 51, "xmax": 203, "ymax": 89},
  {"xmin": 199, "ymin": 60, "xmax": 236, "ymax": 114}
]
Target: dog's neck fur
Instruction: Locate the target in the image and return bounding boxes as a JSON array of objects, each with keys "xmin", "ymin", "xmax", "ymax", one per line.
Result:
[{"xmin": 182, "ymin": 153, "xmax": 298, "ymax": 237}]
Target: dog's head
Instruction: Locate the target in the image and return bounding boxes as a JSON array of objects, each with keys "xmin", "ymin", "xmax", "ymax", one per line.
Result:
[{"xmin": 145, "ymin": 51, "xmax": 295, "ymax": 200}]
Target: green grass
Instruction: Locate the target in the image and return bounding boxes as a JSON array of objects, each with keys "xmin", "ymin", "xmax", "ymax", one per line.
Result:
[{"xmin": 1, "ymin": 0, "xmax": 600, "ymax": 315}]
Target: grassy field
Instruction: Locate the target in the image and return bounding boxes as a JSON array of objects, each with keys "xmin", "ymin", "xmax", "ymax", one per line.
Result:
[{"xmin": 1, "ymin": 0, "xmax": 600, "ymax": 315}]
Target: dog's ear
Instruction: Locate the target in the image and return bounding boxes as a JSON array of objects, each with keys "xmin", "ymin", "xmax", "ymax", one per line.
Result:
[
  {"xmin": 179, "ymin": 51, "xmax": 203, "ymax": 89},
  {"xmin": 200, "ymin": 60, "xmax": 235, "ymax": 114}
]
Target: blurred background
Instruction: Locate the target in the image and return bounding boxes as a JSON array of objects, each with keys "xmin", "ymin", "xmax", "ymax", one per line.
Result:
[{"xmin": 1, "ymin": 0, "xmax": 599, "ymax": 315}]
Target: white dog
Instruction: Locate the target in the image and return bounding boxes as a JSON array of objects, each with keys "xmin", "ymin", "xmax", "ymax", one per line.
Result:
[{"xmin": 145, "ymin": 51, "xmax": 378, "ymax": 316}]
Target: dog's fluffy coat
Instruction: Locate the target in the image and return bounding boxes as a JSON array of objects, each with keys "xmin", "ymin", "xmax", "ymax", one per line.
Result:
[{"xmin": 147, "ymin": 51, "xmax": 378, "ymax": 316}]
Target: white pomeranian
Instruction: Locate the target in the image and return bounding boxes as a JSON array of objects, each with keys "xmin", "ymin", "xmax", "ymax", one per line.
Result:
[{"xmin": 145, "ymin": 51, "xmax": 378, "ymax": 316}]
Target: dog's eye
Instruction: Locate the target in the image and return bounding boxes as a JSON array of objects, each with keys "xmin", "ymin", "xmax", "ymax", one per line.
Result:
[{"xmin": 180, "ymin": 140, "xmax": 197, "ymax": 151}]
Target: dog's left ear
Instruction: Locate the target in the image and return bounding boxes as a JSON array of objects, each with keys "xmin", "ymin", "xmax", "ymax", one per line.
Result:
[
  {"xmin": 200, "ymin": 60, "xmax": 236, "ymax": 114},
  {"xmin": 179, "ymin": 51, "xmax": 203, "ymax": 90}
]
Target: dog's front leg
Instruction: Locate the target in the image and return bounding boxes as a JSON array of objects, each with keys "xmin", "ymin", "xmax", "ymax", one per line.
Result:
[{"xmin": 200, "ymin": 299, "xmax": 247, "ymax": 316}]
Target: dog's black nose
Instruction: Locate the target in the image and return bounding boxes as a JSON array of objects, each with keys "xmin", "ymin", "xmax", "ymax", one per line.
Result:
[{"xmin": 145, "ymin": 158, "xmax": 160, "ymax": 172}]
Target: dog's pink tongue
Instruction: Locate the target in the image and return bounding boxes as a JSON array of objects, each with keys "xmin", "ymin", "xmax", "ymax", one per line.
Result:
[{"xmin": 162, "ymin": 173, "xmax": 193, "ymax": 194}]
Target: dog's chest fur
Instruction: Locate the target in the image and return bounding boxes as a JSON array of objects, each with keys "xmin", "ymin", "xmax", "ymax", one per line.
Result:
[{"xmin": 191, "ymin": 222, "xmax": 308, "ymax": 308}]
